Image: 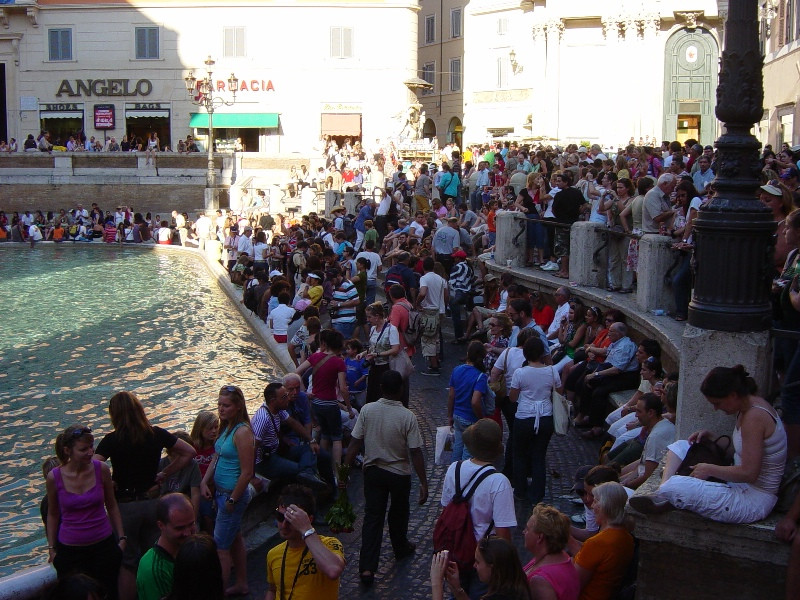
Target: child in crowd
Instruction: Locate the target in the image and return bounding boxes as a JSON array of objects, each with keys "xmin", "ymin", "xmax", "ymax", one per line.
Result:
[
  {"xmin": 344, "ymin": 338, "xmax": 369, "ymax": 409},
  {"xmin": 363, "ymin": 219, "xmax": 378, "ymax": 247},
  {"xmin": 268, "ymin": 292, "xmax": 295, "ymax": 343},
  {"xmin": 158, "ymin": 431, "xmax": 201, "ymax": 518},
  {"xmin": 190, "ymin": 410, "xmax": 219, "ymax": 534}
]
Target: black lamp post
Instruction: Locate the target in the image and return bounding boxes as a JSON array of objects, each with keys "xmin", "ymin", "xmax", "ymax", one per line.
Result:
[
  {"xmin": 185, "ymin": 56, "xmax": 239, "ymax": 211},
  {"xmin": 688, "ymin": 0, "xmax": 776, "ymax": 332}
]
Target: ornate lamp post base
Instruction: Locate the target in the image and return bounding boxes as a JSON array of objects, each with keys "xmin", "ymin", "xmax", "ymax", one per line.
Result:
[{"xmin": 204, "ymin": 186, "xmax": 219, "ymax": 212}]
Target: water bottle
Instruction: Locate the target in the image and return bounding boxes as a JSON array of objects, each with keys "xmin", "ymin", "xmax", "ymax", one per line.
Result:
[{"xmin": 651, "ymin": 309, "xmax": 665, "ymax": 316}]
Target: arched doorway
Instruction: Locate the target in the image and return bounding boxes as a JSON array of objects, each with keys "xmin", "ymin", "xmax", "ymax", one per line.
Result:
[
  {"xmin": 447, "ymin": 117, "xmax": 463, "ymax": 149},
  {"xmin": 423, "ymin": 118, "xmax": 436, "ymax": 141},
  {"xmin": 663, "ymin": 28, "xmax": 719, "ymax": 144}
]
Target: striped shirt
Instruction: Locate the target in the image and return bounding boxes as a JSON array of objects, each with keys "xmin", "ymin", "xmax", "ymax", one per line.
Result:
[
  {"xmin": 331, "ymin": 280, "xmax": 358, "ymax": 324},
  {"xmin": 449, "ymin": 261, "xmax": 473, "ymax": 293},
  {"xmin": 251, "ymin": 404, "xmax": 289, "ymax": 464}
]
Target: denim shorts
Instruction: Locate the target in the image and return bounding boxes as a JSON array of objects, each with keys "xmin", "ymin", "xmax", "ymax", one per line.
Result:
[
  {"xmin": 312, "ymin": 402, "xmax": 343, "ymax": 441},
  {"xmin": 213, "ymin": 487, "xmax": 251, "ymax": 550}
]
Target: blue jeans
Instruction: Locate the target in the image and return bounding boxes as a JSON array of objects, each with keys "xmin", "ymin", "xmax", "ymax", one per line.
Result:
[
  {"xmin": 213, "ymin": 486, "xmax": 252, "ymax": 550},
  {"xmin": 512, "ymin": 415, "xmax": 554, "ymax": 504},
  {"xmin": 366, "ymin": 280, "xmax": 377, "ymax": 305},
  {"xmin": 333, "ymin": 320, "xmax": 356, "ymax": 339},
  {"xmin": 255, "ymin": 444, "xmax": 318, "ymax": 480},
  {"xmin": 451, "ymin": 414, "xmax": 475, "ymax": 463},
  {"xmin": 470, "ymin": 189, "xmax": 482, "ymax": 213},
  {"xmin": 450, "ymin": 289, "xmax": 471, "ymax": 340}
]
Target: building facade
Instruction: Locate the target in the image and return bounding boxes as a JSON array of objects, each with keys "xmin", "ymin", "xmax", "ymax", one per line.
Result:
[
  {"xmin": 417, "ymin": 0, "xmax": 464, "ymax": 149},
  {"xmin": 423, "ymin": 0, "xmax": 726, "ymax": 150},
  {"xmin": 761, "ymin": 0, "xmax": 800, "ymax": 148},
  {"xmin": 0, "ymin": 0, "xmax": 419, "ymax": 155}
]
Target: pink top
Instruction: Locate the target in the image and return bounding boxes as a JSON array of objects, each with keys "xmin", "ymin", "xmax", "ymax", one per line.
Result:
[
  {"xmin": 53, "ymin": 460, "xmax": 112, "ymax": 545},
  {"xmin": 524, "ymin": 554, "xmax": 581, "ymax": 600}
]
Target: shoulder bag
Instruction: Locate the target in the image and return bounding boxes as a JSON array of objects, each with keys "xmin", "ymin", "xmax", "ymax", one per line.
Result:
[
  {"xmin": 676, "ymin": 435, "xmax": 734, "ymax": 483},
  {"xmin": 488, "ymin": 350, "xmax": 508, "ymax": 399},
  {"xmin": 551, "ymin": 366, "xmax": 570, "ymax": 436}
]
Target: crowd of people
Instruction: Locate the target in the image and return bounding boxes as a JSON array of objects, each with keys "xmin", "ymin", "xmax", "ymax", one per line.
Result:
[
  {"xmin": 17, "ymin": 129, "xmax": 202, "ymax": 155},
  {"xmin": 23, "ymin": 136, "xmax": 800, "ymax": 600}
]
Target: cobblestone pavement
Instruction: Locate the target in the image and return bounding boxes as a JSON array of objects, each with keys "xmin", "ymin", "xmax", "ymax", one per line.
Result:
[{"xmin": 245, "ymin": 332, "xmax": 602, "ymax": 599}]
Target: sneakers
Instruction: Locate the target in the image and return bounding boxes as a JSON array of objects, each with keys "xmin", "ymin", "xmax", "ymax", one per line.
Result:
[
  {"xmin": 541, "ymin": 261, "xmax": 559, "ymax": 271},
  {"xmin": 422, "ymin": 368, "xmax": 441, "ymax": 376}
]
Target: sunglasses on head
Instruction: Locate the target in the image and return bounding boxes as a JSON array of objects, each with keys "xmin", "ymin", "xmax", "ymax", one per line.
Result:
[
  {"xmin": 221, "ymin": 385, "xmax": 239, "ymax": 393},
  {"xmin": 70, "ymin": 427, "xmax": 92, "ymax": 438}
]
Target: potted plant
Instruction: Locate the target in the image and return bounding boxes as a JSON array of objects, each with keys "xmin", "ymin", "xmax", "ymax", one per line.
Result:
[{"xmin": 326, "ymin": 464, "xmax": 356, "ymax": 533}]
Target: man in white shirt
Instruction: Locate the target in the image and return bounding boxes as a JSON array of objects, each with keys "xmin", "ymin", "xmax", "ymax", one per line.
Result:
[
  {"xmin": 193, "ymin": 212, "xmax": 212, "ymax": 250},
  {"xmin": 356, "ymin": 239, "xmax": 382, "ymax": 304},
  {"xmin": 440, "ymin": 420, "xmax": 516, "ymax": 598},
  {"xmin": 472, "ymin": 162, "xmax": 491, "ymax": 211},
  {"xmin": 547, "ymin": 287, "xmax": 572, "ymax": 340},
  {"xmin": 416, "ymin": 257, "xmax": 448, "ymax": 375},
  {"xmin": 237, "ymin": 226, "xmax": 254, "ymax": 258},
  {"xmin": 409, "ymin": 212, "xmax": 426, "ymax": 240},
  {"xmin": 28, "ymin": 223, "xmax": 43, "ymax": 247}
]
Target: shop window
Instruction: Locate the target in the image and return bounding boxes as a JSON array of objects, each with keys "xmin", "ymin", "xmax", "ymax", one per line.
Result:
[
  {"xmin": 422, "ymin": 62, "xmax": 435, "ymax": 95},
  {"xmin": 48, "ymin": 28, "xmax": 72, "ymax": 61},
  {"xmin": 450, "ymin": 57, "xmax": 461, "ymax": 92},
  {"xmin": 135, "ymin": 27, "xmax": 159, "ymax": 59},
  {"xmin": 223, "ymin": 27, "xmax": 246, "ymax": 58},
  {"xmin": 330, "ymin": 27, "xmax": 353, "ymax": 59},
  {"xmin": 425, "ymin": 15, "xmax": 435, "ymax": 44},
  {"xmin": 451, "ymin": 8, "xmax": 462, "ymax": 39}
]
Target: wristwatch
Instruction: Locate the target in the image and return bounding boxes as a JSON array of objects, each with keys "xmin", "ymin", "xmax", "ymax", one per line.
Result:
[
  {"xmin": 302, "ymin": 527, "xmax": 316, "ymax": 540},
  {"xmin": 226, "ymin": 496, "xmax": 236, "ymax": 505}
]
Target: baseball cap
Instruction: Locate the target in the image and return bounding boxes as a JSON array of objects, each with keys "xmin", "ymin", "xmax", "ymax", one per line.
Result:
[
  {"xmin": 451, "ymin": 249, "xmax": 467, "ymax": 259},
  {"xmin": 571, "ymin": 465, "xmax": 593, "ymax": 492},
  {"xmin": 269, "ymin": 270, "xmax": 283, "ymax": 278}
]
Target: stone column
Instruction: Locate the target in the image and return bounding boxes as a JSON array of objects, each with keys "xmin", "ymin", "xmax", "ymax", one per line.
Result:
[
  {"xmin": 495, "ymin": 211, "xmax": 527, "ymax": 268},
  {"xmin": 568, "ymin": 221, "xmax": 608, "ymax": 287},
  {"xmin": 343, "ymin": 191, "xmax": 361, "ymax": 215},
  {"xmin": 531, "ymin": 22, "xmax": 546, "ymax": 135},
  {"xmin": 678, "ymin": 0, "xmax": 775, "ymax": 437},
  {"xmin": 543, "ymin": 19, "xmax": 564, "ymax": 141},
  {"xmin": 635, "ymin": 234, "xmax": 676, "ymax": 313},
  {"xmin": 324, "ymin": 190, "xmax": 341, "ymax": 215},
  {"xmin": 639, "ymin": 14, "xmax": 662, "ymax": 143}
]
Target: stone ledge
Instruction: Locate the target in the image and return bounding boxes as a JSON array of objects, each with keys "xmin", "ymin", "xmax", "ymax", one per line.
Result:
[
  {"xmin": 609, "ymin": 390, "xmax": 637, "ymax": 409},
  {"xmin": 483, "ymin": 257, "xmax": 682, "ymax": 372},
  {"xmin": 629, "ymin": 465, "xmax": 790, "ymax": 566}
]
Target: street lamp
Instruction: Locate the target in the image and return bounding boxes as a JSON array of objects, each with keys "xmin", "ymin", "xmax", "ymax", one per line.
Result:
[{"xmin": 185, "ymin": 56, "xmax": 239, "ymax": 210}]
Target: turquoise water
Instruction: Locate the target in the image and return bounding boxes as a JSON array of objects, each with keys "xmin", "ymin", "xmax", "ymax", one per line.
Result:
[{"xmin": 0, "ymin": 245, "xmax": 280, "ymax": 578}]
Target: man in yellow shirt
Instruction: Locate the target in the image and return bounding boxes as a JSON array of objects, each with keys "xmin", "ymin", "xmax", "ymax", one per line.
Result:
[{"xmin": 265, "ymin": 485, "xmax": 345, "ymax": 600}]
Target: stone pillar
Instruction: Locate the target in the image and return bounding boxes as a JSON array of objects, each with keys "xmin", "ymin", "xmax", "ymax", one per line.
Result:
[
  {"xmin": 495, "ymin": 211, "xmax": 527, "ymax": 268},
  {"xmin": 639, "ymin": 14, "xmax": 662, "ymax": 143},
  {"xmin": 568, "ymin": 221, "xmax": 607, "ymax": 287},
  {"xmin": 636, "ymin": 234, "xmax": 676, "ymax": 313},
  {"xmin": 343, "ymin": 192, "xmax": 361, "ymax": 215},
  {"xmin": 531, "ymin": 23, "xmax": 547, "ymax": 134},
  {"xmin": 300, "ymin": 186, "xmax": 318, "ymax": 216},
  {"xmin": 677, "ymin": 327, "xmax": 770, "ymax": 439},
  {"xmin": 324, "ymin": 190, "xmax": 341, "ymax": 215},
  {"xmin": 543, "ymin": 19, "xmax": 564, "ymax": 141},
  {"xmin": 53, "ymin": 154, "xmax": 72, "ymax": 176},
  {"xmin": 204, "ymin": 187, "xmax": 219, "ymax": 212}
]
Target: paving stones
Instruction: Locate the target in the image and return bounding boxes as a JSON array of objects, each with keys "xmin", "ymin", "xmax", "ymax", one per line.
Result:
[{"xmin": 245, "ymin": 327, "xmax": 606, "ymax": 599}]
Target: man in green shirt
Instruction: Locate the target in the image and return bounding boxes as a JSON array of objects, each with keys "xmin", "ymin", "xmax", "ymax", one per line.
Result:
[{"xmin": 136, "ymin": 493, "xmax": 196, "ymax": 600}]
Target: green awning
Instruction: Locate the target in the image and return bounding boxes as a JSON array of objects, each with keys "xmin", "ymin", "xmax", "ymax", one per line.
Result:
[{"xmin": 189, "ymin": 112, "xmax": 279, "ymax": 128}]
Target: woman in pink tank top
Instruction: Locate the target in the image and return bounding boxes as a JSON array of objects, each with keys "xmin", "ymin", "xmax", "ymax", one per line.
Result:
[
  {"xmin": 45, "ymin": 424, "xmax": 125, "ymax": 599},
  {"xmin": 523, "ymin": 504, "xmax": 580, "ymax": 600}
]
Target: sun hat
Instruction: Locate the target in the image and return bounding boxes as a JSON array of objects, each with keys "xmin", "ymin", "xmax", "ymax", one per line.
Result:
[{"xmin": 462, "ymin": 419, "xmax": 503, "ymax": 462}]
